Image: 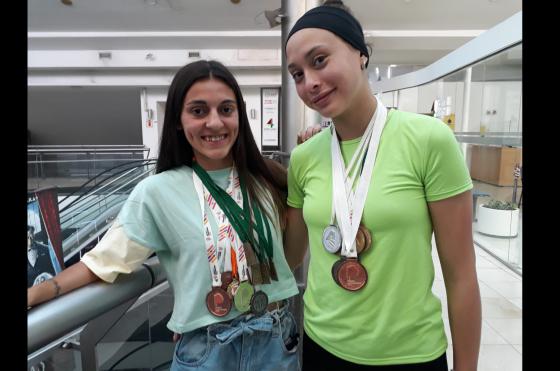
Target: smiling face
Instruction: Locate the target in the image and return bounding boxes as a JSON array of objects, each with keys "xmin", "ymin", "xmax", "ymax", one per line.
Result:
[
  {"xmin": 286, "ymin": 28, "xmax": 366, "ymax": 120},
  {"xmin": 180, "ymin": 78, "xmax": 239, "ymax": 170}
]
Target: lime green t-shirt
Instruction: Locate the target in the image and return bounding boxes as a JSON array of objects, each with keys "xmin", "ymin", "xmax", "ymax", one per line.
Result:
[{"xmin": 287, "ymin": 109, "xmax": 473, "ymax": 365}]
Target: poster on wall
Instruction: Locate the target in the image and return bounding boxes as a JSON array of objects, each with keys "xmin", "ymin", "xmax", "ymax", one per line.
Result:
[
  {"xmin": 27, "ymin": 188, "xmax": 64, "ymax": 288},
  {"xmin": 261, "ymin": 87, "xmax": 280, "ymax": 150}
]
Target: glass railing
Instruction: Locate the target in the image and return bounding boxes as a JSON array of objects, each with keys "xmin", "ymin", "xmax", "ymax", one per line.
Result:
[
  {"xmin": 59, "ymin": 159, "xmax": 157, "ymax": 261},
  {"xmin": 28, "ymin": 257, "xmax": 170, "ymax": 371},
  {"xmin": 372, "ymin": 12, "xmax": 522, "ymax": 275},
  {"xmin": 28, "ymin": 145, "xmax": 150, "ymax": 191}
]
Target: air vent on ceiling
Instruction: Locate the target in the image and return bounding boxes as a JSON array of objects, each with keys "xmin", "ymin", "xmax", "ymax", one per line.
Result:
[{"xmin": 188, "ymin": 51, "xmax": 201, "ymax": 58}]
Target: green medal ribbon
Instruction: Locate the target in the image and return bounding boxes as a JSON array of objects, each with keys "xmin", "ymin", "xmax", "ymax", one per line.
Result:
[{"xmin": 192, "ymin": 163, "xmax": 273, "ymax": 263}]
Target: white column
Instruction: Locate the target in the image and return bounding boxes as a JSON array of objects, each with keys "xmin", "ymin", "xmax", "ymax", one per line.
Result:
[
  {"xmin": 460, "ymin": 67, "xmax": 472, "ymax": 163},
  {"xmin": 281, "ymin": 0, "xmax": 307, "ymax": 154}
]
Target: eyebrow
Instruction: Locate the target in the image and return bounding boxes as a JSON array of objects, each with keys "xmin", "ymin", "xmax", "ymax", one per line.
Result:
[
  {"xmin": 185, "ymin": 99, "xmax": 237, "ymax": 106},
  {"xmin": 287, "ymin": 45, "xmax": 327, "ymax": 70}
]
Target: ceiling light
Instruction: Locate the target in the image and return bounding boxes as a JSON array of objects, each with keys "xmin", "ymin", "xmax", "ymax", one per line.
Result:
[{"xmin": 264, "ymin": 8, "xmax": 285, "ymax": 28}]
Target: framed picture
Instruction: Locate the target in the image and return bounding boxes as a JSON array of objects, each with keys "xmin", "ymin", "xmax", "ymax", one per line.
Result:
[
  {"xmin": 27, "ymin": 188, "xmax": 64, "ymax": 288},
  {"xmin": 261, "ymin": 87, "xmax": 281, "ymax": 151}
]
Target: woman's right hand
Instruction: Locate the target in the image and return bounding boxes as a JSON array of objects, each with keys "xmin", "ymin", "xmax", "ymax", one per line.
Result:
[{"xmin": 297, "ymin": 124, "xmax": 322, "ymax": 145}]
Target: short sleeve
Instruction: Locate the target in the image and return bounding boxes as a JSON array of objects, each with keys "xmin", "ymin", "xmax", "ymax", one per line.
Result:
[
  {"xmin": 117, "ymin": 180, "xmax": 167, "ymax": 252},
  {"xmin": 423, "ymin": 121, "xmax": 473, "ymax": 202},
  {"xmin": 287, "ymin": 148, "xmax": 305, "ymax": 208},
  {"xmin": 81, "ymin": 219, "xmax": 154, "ymax": 283}
]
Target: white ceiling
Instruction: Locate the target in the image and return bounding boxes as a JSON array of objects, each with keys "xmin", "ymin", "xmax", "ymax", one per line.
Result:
[{"xmin": 28, "ymin": 0, "xmax": 522, "ymax": 67}]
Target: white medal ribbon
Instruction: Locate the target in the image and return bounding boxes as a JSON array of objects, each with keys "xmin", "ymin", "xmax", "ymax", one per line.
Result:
[
  {"xmin": 331, "ymin": 98, "xmax": 388, "ymax": 258},
  {"xmin": 193, "ymin": 167, "xmax": 249, "ymax": 287},
  {"xmin": 328, "ymin": 113, "xmax": 375, "ymax": 225}
]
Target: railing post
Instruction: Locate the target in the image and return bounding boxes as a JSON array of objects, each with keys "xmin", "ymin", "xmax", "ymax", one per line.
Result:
[{"xmin": 79, "ymin": 298, "xmax": 138, "ymax": 371}]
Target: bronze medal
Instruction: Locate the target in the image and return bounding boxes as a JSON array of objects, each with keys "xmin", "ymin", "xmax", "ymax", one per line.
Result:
[
  {"xmin": 269, "ymin": 259, "xmax": 278, "ymax": 281},
  {"xmin": 337, "ymin": 258, "xmax": 368, "ymax": 291},
  {"xmin": 250, "ymin": 263, "xmax": 264, "ymax": 285},
  {"xmin": 331, "ymin": 258, "xmax": 345, "ymax": 285},
  {"xmin": 221, "ymin": 271, "xmax": 233, "ymax": 291},
  {"xmin": 234, "ymin": 281, "xmax": 254, "ymax": 313},
  {"xmin": 360, "ymin": 224, "xmax": 372, "ymax": 253},
  {"xmin": 260, "ymin": 261, "xmax": 272, "ymax": 284},
  {"xmin": 355, "ymin": 227, "xmax": 367, "ymax": 255},
  {"xmin": 250, "ymin": 290, "xmax": 269, "ymax": 316},
  {"xmin": 227, "ymin": 280, "xmax": 240, "ymax": 298},
  {"xmin": 243, "ymin": 242, "xmax": 259, "ymax": 266},
  {"xmin": 206, "ymin": 287, "xmax": 232, "ymax": 317}
]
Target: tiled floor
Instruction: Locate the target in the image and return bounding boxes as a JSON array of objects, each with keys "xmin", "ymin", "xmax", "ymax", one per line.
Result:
[{"xmin": 432, "ymin": 244, "xmax": 522, "ymax": 371}]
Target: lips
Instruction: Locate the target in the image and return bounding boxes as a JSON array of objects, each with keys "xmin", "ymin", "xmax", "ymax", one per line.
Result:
[
  {"xmin": 311, "ymin": 88, "xmax": 335, "ymax": 106},
  {"xmin": 201, "ymin": 134, "xmax": 228, "ymax": 142}
]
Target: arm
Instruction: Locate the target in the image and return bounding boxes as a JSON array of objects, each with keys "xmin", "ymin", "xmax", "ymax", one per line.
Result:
[
  {"xmin": 28, "ymin": 262, "xmax": 101, "ymax": 308},
  {"xmin": 283, "ymin": 206, "xmax": 309, "ymax": 270},
  {"xmin": 428, "ymin": 190, "xmax": 481, "ymax": 371}
]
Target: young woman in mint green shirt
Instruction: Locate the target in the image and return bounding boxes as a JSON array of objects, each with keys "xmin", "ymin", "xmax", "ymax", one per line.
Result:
[{"xmin": 28, "ymin": 60, "xmax": 301, "ymax": 371}]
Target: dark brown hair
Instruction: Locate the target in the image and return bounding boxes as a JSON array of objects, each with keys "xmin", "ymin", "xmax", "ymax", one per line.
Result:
[{"xmin": 156, "ymin": 60, "xmax": 287, "ymax": 227}]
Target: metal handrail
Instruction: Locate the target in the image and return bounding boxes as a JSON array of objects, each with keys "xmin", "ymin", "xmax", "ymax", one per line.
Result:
[{"xmin": 27, "ymin": 256, "xmax": 166, "ymax": 355}]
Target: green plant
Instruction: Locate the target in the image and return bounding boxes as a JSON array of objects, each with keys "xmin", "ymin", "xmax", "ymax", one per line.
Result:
[{"xmin": 483, "ymin": 199, "xmax": 518, "ymax": 210}]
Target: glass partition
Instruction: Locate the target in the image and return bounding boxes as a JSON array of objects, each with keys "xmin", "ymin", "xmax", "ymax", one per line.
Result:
[{"xmin": 391, "ymin": 43, "xmax": 522, "ymax": 274}]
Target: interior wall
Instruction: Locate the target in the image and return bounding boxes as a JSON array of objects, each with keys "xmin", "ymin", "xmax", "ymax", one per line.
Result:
[{"xmin": 28, "ymin": 87, "xmax": 143, "ymax": 145}]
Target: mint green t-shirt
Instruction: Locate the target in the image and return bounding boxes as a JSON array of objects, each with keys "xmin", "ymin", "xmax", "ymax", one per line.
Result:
[
  {"xmin": 287, "ymin": 109, "xmax": 473, "ymax": 365},
  {"xmin": 119, "ymin": 165, "xmax": 299, "ymax": 334}
]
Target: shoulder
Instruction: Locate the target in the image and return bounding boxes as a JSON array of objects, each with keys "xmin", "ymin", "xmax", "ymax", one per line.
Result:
[
  {"xmin": 385, "ymin": 109, "xmax": 454, "ymax": 145},
  {"xmin": 387, "ymin": 109, "xmax": 447, "ymax": 133},
  {"xmin": 129, "ymin": 166, "xmax": 193, "ymax": 202}
]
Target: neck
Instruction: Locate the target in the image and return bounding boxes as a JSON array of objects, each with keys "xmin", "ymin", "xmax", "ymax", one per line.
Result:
[
  {"xmin": 333, "ymin": 91, "xmax": 377, "ymax": 141},
  {"xmin": 195, "ymin": 156, "xmax": 234, "ymax": 171}
]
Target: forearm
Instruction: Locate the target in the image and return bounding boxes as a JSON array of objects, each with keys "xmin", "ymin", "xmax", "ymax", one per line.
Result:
[
  {"xmin": 284, "ymin": 207, "xmax": 309, "ymax": 270},
  {"xmin": 445, "ymin": 274, "xmax": 481, "ymax": 371},
  {"xmin": 28, "ymin": 261, "xmax": 101, "ymax": 308},
  {"xmin": 283, "ymin": 233, "xmax": 308, "ymax": 270}
]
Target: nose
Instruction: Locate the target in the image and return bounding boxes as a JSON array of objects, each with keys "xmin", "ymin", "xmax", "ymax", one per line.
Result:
[
  {"xmin": 305, "ymin": 70, "xmax": 321, "ymax": 94},
  {"xmin": 206, "ymin": 108, "xmax": 224, "ymax": 129}
]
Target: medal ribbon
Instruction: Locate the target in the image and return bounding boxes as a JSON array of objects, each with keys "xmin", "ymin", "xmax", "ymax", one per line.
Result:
[
  {"xmin": 331, "ymin": 98, "xmax": 388, "ymax": 258},
  {"xmin": 193, "ymin": 167, "xmax": 249, "ymax": 285},
  {"xmin": 193, "ymin": 163, "xmax": 273, "ymax": 263}
]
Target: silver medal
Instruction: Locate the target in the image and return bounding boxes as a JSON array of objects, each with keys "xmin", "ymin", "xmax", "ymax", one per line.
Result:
[{"xmin": 322, "ymin": 224, "xmax": 342, "ymax": 253}]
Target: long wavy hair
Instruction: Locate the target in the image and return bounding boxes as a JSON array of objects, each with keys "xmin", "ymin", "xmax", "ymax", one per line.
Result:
[{"xmin": 156, "ymin": 60, "xmax": 287, "ymax": 227}]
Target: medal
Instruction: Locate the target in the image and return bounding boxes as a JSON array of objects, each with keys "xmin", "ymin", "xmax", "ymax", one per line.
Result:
[
  {"xmin": 243, "ymin": 242, "xmax": 259, "ymax": 266},
  {"xmin": 269, "ymin": 259, "xmax": 278, "ymax": 281},
  {"xmin": 227, "ymin": 279, "xmax": 240, "ymax": 298},
  {"xmin": 221, "ymin": 271, "xmax": 233, "ymax": 291},
  {"xmin": 355, "ymin": 226, "xmax": 367, "ymax": 255},
  {"xmin": 336, "ymin": 258, "xmax": 368, "ymax": 291},
  {"xmin": 250, "ymin": 290, "xmax": 269, "ymax": 316},
  {"xmin": 206, "ymin": 287, "xmax": 232, "ymax": 317},
  {"xmin": 359, "ymin": 223, "xmax": 372, "ymax": 253},
  {"xmin": 322, "ymin": 224, "xmax": 342, "ymax": 254},
  {"xmin": 250, "ymin": 263, "xmax": 264, "ymax": 285},
  {"xmin": 331, "ymin": 258, "xmax": 345, "ymax": 285},
  {"xmin": 260, "ymin": 261, "xmax": 272, "ymax": 284},
  {"xmin": 234, "ymin": 281, "xmax": 254, "ymax": 313}
]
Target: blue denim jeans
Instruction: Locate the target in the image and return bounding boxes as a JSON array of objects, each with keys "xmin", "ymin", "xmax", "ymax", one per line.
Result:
[{"xmin": 171, "ymin": 305, "xmax": 300, "ymax": 371}]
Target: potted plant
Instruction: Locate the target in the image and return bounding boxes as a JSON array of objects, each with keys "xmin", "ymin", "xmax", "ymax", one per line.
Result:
[{"xmin": 477, "ymin": 199, "xmax": 519, "ymax": 238}]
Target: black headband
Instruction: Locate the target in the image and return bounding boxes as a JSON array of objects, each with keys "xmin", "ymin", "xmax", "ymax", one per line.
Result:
[{"xmin": 286, "ymin": 6, "xmax": 369, "ymax": 67}]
